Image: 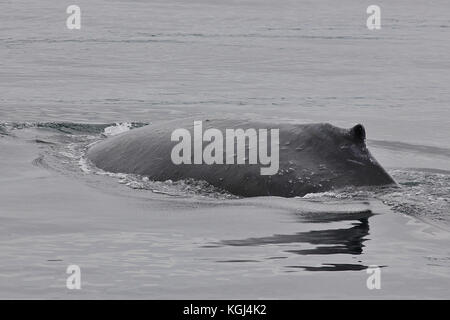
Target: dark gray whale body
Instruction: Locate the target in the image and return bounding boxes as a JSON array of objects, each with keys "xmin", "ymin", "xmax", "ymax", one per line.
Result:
[{"xmin": 87, "ymin": 119, "xmax": 395, "ymax": 197}]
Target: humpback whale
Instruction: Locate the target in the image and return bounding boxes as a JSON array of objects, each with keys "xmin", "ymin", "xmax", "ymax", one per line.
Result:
[{"xmin": 87, "ymin": 119, "xmax": 395, "ymax": 197}]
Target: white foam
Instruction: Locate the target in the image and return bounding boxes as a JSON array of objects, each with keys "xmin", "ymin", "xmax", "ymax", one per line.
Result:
[
  {"xmin": 78, "ymin": 157, "xmax": 91, "ymax": 173},
  {"xmin": 302, "ymin": 191, "xmax": 339, "ymax": 199},
  {"xmin": 103, "ymin": 123, "xmax": 133, "ymax": 137}
]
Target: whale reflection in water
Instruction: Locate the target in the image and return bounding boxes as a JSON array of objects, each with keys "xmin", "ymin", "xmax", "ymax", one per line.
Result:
[{"xmin": 214, "ymin": 209, "xmax": 379, "ymax": 272}]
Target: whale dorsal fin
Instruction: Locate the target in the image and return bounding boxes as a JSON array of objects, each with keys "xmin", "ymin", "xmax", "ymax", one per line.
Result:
[{"xmin": 350, "ymin": 124, "xmax": 366, "ymax": 143}]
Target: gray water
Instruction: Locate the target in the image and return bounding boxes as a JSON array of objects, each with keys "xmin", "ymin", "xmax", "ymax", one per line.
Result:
[{"xmin": 0, "ymin": 0, "xmax": 449, "ymax": 299}]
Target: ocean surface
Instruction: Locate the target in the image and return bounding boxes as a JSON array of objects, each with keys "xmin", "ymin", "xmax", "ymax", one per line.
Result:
[{"xmin": 0, "ymin": 0, "xmax": 449, "ymax": 298}]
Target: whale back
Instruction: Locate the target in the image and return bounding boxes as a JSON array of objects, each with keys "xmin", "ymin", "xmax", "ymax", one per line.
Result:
[{"xmin": 87, "ymin": 119, "xmax": 395, "ymax": 197}]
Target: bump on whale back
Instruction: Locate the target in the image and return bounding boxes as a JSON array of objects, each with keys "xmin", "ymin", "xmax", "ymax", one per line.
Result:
[{"xmin": 350, "ymin": 124, "xmax": 366, "ymax": 143}]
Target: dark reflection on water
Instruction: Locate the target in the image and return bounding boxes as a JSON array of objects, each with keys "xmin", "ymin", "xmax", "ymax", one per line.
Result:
[
  {"xmin": 295, "ymin": 209, "xmax": 373, "ymax": 224},
  {"xmin": 286, "ymin": 264, "xmax": 386, "ymax": 272},
  {"xmin": 216, "ymin": 260, "xmax": 259, "ymax": 263},
  {"xmin": 286, "ymin": 264, "xmax": 368, "ymax": 272},
  {"xmin": 212, "ymin": 210, "xmax": 376, "ymax": 271},
  {"xmin": 285, "ymin": 218, "xmax": 370, "ymax": 255},
  {"xmin": 219, "ymin": 218, "xmax": 370, "ymax": 255}
]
